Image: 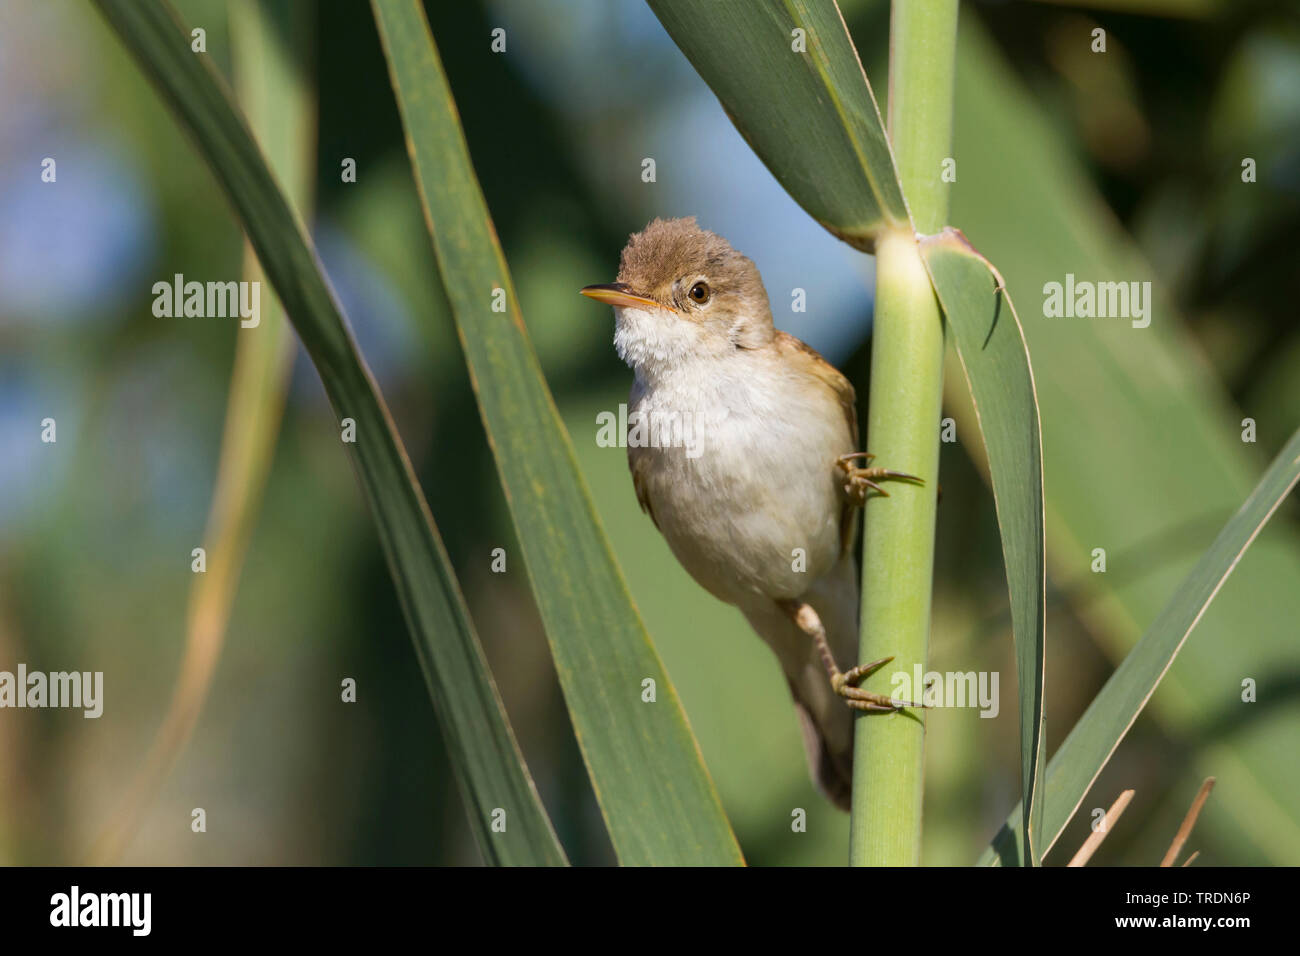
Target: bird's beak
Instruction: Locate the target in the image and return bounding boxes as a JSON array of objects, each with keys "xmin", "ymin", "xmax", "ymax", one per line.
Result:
[{"xmin": 579, "ymin": 283, "xmax": 672, "ymax": 312}]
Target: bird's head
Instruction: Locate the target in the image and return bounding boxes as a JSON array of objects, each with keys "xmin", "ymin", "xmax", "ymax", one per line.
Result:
[{"xmin": 581, "ymin": 217, "xmax": 774, "ymax": 378}]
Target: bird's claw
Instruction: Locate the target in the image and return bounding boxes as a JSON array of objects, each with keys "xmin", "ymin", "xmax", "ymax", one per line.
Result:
[
  {"xmin": 830, "ymin": 654, "xmax": 924, "ymax": 712},
  {"xmin": 836, "ymin": 452, "xmax": 923, "ymax": 504}
]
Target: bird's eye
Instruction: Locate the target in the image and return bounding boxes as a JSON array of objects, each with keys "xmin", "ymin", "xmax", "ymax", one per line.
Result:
[{"xmin": 688, "ymin": 281, "xmax": 710, "ymax": 304}]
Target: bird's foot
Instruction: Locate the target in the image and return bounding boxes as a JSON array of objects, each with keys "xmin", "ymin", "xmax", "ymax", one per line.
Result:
[
  {"xmin": 836, "ymin": 452, "xmax": 923, "ymax": 504},
  {"xmin": 830, "ymin": 655, "xmax": 923, "ymax": 713},
  {"xmin": 783, "ymin": 600, "xmax": 926, "ymax": 714}
]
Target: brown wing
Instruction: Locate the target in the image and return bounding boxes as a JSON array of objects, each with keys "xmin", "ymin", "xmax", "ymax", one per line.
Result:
[
  {"xmin": 628, "ymin": 443, "xmax": 660, "ymax": 530},
  {"xmin": 774, "ymin": 331, "xmax": 858, "ymax": 445},
  {"xmin": 773, "ymin": 331, "xmax": 860, "ymax": 556}
]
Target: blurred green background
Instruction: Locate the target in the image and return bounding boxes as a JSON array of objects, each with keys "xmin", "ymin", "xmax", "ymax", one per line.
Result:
[{"xmin": 1, "ymin": 0, "xmax": 1297, "ymax": 865}]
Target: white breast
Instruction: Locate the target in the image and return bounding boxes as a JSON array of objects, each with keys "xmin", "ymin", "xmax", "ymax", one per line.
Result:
[{"xmin": 628, "ymin": 346, "xmax": 849, "ymax": 607}]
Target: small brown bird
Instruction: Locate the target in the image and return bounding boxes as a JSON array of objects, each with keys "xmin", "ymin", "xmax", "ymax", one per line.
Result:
[{"xmin": 581, "ymin": 217, "xmax": 920, "ymax": 809}]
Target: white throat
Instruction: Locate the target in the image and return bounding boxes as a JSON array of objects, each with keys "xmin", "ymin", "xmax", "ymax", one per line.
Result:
[{"xmin": 613, "ymin": 304, "xmax": 738, "ymax": 391}]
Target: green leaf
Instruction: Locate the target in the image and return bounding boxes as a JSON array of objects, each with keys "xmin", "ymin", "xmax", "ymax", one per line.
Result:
[
  {"xmin": 90, "ymin": 0, "xmax": 566, "ymax": 866},
  {"xmin": 947, "ymin": 16, "xmax": 1300, "ymax": 862},
  {"xmin": 979, "ymin": 427, "xmax": 1300, "ymax": 865},
  {"xmin": 370, "ymin": 0, "xmax": 743, "ymax": 865},
  {"xmin": 647, "ymin": 0, "xmax": 909, "ymax": 250},
  {"xmin": 920, "ymin": 232, "xmax": 1047, "ymax": 866},
  {"xmin": 648, "ymin": 0, "xmax": 1047, "ymax": 865},
  {"xmin": 91, "ymin": 0, "xmax": 312, "ymax": 865}
]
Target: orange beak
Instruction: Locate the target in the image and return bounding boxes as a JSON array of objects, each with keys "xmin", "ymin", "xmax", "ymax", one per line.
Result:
[{"xmin": 579, "ymin": 283, "xmax": 673, "ymax": 312}]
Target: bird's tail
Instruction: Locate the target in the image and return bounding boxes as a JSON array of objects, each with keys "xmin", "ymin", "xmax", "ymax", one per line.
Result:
[{"xmin": 740, "ymin": 556, "xmax": 860, "ymax": 811}]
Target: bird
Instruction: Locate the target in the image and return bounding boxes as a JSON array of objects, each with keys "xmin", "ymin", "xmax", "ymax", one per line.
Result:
[{"xmin": 580, "ymin": 217, "xmax": 921, "ymax": 810}]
